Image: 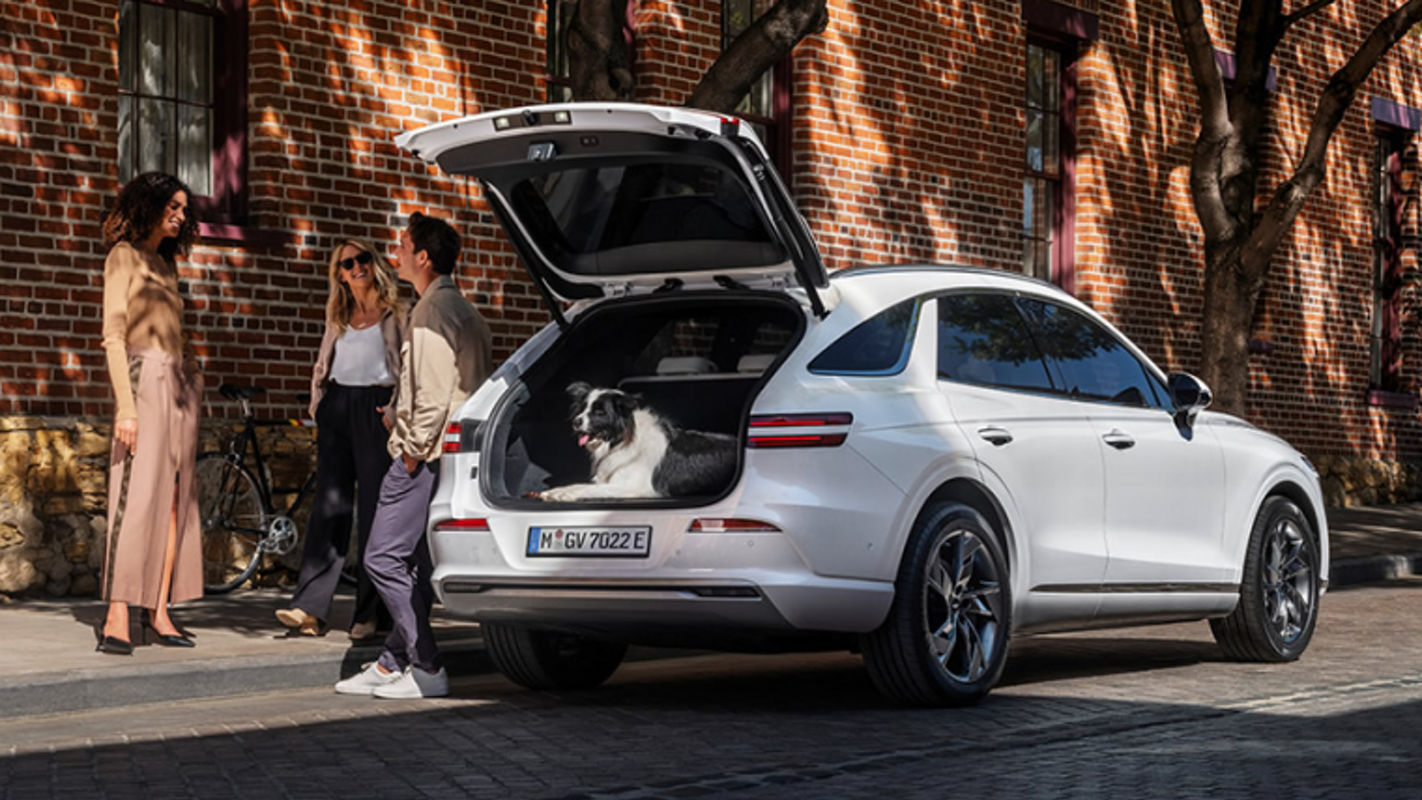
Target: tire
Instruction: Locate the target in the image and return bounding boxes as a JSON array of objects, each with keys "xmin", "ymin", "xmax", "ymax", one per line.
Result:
[
  {"xmin": 195, "ymin": 453, "xmax": 268, "ymax": 594},
  {"xmin": 1211, "ymin": 496, "xmax": 1321, "ymax": 662},
  {"xmin": 862, "ymin": 502, "xmax": 1012, "ymax": 707},
  {"xmin": 482, "ymin": 622, "xmax": 628, "ymax": 690}
]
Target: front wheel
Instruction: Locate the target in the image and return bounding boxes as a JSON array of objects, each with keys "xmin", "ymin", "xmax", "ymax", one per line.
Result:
[
  {"xmin": 195, "ymin": 453, "xmax": 268, "ymax": 594},
  {"xmin": 482, "ymin": 623, "xmax": 627, "ymax": 690},
  {"xmin": 862, "ymin": 502, "xmax": 1012, "ymax": 706},
  {"xmin": 1211, "ymin": 496, "xmax": 1321, "ymax": 662}
]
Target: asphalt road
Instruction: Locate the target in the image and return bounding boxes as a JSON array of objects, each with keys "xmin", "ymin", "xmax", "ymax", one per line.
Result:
[{"xmin": 3, "ymin": 579, "xmax": 1421, "ymax": 799}]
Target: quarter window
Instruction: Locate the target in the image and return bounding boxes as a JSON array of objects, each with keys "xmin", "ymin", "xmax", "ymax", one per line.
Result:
[
  {"xmin": 809, "ymin": 298, "xmax": 919, "ymax": 376},
  {"xmin": 937, "ymin": 294, "xmax": 1054, "ymax": 392},
  {"xmin": 1016, "ymin": 299, "xmax": 1163, "ymax": 407}
]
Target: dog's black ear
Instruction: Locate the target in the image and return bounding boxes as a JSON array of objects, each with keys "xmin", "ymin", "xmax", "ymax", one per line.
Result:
[
  {"xmin": 610, "ymin": 390, "xmax": 642, "ymax": 417},
  {"xmin": 567, "ymin": 381, "xmax": 591, "ymax": 404}
]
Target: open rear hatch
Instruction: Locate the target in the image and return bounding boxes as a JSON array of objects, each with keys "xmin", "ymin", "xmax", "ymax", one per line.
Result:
[{"xmin": 396, "ymin": 103, "xmax": 828, "ymax": 323}]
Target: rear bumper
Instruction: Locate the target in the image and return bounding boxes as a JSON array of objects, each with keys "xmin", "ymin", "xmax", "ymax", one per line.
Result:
[{"xmin": 434, "ymin": 575, "xmax": 894, "ymax": 636}]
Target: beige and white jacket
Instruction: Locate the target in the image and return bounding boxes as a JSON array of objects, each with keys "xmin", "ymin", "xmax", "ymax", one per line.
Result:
[{"xmin": 388, "ymin": 275, "xmax": 493, "ymax": 463}]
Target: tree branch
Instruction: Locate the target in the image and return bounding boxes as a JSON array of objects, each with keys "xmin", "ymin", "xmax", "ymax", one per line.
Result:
[
  {"xmin": 1171, "ymin": 0, "xmax": 1230, "ymax": 138},
  {"xmin": 1281, "ymin": 0, "xmax": 1340, "ymax": 32},
  {"xmin": 687, "ymin": 0, "xmax": 827, "ymax": 113},
  {"xmin": 1241, "ymin": 0, "xmax": 1422, "ymax": 281}
]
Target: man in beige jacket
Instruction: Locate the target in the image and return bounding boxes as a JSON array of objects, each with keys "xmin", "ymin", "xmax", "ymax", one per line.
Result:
[{"xmin": 335, "ymin": 212, "xmax": 491, "ymax": 699}]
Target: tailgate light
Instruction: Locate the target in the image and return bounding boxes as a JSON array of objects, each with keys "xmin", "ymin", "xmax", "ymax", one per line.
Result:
[
  {"xmin": 746, "ymin": 412, "xmax": 852, "ymax": 448},
  {"xmin": 689, "ymin": 518, "xmax": 781, "ymax": 533},
  {"xmin": 443, "ymin": 419, "xmax": 482, "ymax": 453},
  {"xmin": 433, "ymin": 518, "xmax": 490, "ymax": 532}
]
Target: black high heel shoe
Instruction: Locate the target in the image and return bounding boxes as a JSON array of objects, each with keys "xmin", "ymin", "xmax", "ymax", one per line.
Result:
[
  {"xmin": 140, "ymin": 608, "xmax": 195, "ymax": 648},
  {"xmin": 93, "ymin": 621, "xmax": 133, "ymax": 656}
]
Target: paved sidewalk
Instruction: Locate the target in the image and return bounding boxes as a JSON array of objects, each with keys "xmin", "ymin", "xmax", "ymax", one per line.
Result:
[{"xmin": 1, "ymin": 502, "xmax": 1419, "ymax": 721}]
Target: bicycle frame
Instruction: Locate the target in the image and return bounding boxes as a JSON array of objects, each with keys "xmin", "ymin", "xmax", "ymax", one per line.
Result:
[{"xmin": 223, "ymin": 395, "xmax": 318, "ymax": 520}]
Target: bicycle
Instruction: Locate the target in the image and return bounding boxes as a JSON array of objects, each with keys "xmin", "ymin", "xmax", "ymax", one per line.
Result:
[{"xmin": 197, "ymin": 384, "xmax": 321, "ymax": 594}]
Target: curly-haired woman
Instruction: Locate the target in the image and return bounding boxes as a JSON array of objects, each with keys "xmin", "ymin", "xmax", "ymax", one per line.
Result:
[
  {"xmin": 97, "ymin": 171, "xmax": 203, "ymax": 654},
  {"xmin": 275, "ymin": 238, "xmax": 402, "ymax": 640}
]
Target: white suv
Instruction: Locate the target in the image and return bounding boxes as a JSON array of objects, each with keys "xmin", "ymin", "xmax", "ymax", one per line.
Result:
[{"xmin": 397, "ymin": 103, "xmax": 1327, "ymax": 706}]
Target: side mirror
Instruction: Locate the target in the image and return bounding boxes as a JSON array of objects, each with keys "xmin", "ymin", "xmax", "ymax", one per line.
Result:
[{"xmin": 1167, "ymin": 372, "xmax": 1212, "ymax": 429}]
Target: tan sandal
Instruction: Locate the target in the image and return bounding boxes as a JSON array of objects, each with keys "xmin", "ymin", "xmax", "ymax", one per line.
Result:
[{"xmin": 275, "ymin": 607, "xmax": 322, "ymax": 636}]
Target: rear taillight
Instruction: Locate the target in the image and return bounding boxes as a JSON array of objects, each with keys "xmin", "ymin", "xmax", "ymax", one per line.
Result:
[
  {"xmin": 443, "ymin": 419, "xmax": 482, "ymax": 454},
  {"xmin": 688, "ymin": 518, "xmax": 781, "ymax": 533},
  {"xmin": 746, "ymin": 412, "xmax": 852, "ymax": 448},
  {"xmin": 433, "ymin": 518, "xmax": 490, "ymax": 532}
]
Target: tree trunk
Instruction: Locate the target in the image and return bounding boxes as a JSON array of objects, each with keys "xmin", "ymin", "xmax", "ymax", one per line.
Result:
[
  {"xmin": 567, "ymin": 0, "xmax": 634, "ymax": 102},
  {"xmin": 1198, "ymin": 249, "xmax": 1257, "ymax": 418}
]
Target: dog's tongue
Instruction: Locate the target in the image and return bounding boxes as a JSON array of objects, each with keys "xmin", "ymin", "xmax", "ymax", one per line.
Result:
[{"xmin": 578, "ymin": 434, "xmax": 590, "ymax": 447}]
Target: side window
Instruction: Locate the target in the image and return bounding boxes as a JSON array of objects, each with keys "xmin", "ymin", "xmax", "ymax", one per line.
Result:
[
  {"xmin": 937, "ymin": 294, "xmax": 1054, "ymax": 392},
  {"xmin": 808, "ymin": 298, "xmax": 919, "ymax": 375},
  {"xmin": 1016, "ymin": 299, "xmax": 1163, "ymax": 407}
]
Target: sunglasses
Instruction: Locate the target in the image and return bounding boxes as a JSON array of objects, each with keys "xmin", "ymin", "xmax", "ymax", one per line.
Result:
[{"xmin": 338, "ymin": 251, "xmax": 374, "ymax": 271}]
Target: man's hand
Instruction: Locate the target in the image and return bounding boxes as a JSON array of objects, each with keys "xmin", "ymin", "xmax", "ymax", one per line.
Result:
[
  {"xmin": 114, "ymin": 418, "xmax": 138, "ymax": 453},
  {"xmin": 376, "ymin": 405, "xmax": 392, "ymax": 432},
  {"xmin": 402, "ymin": 453, "xmax": 419, "ymax": 475}
]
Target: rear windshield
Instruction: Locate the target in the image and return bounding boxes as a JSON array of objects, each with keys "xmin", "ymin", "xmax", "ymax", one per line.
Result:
[{"xmin": 503, "ymin": 160, "xmax": 778, "ymax": 271}]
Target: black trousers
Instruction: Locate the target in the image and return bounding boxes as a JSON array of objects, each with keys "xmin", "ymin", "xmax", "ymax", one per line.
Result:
[{"xmin": 289, "ymin": 383, "xmax": 394, "ymax": 628}]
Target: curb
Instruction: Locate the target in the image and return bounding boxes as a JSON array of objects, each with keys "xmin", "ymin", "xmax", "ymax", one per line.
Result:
[
  {"xmin": 1328, "ymin": 552, "xmax": 1422, "ymax": 588},
  {"xmin": 0, "ymin": 638, "xmax": 490, "ymax": 721}
]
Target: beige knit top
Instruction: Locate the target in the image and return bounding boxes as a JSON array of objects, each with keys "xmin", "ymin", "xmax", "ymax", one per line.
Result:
[{"xmin": 101, "ymin": 241, "xmax": 186, "ymax": 421}]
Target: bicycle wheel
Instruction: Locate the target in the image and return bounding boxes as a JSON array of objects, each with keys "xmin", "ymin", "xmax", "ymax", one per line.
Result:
[{"xmin": 195, "ymin": 453, "xmax": 268, "ymax": 594}]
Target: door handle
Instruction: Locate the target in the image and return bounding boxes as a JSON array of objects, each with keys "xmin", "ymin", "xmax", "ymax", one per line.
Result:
[
  {"xmin": 1102, "ymin": 429, "xmax": 1135, "ymax": 450},
  {"xmin": 977, "ymin": 426, "xmax": 1013, "ymax": 446}
]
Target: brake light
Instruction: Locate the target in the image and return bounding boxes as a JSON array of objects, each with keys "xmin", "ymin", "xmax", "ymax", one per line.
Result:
[
  {"xmin": 434, "ymin": 518, "xmax": 490, "ymax": 532},
  {"xmin": 689, "ymin": 518, "xmax": 781, "ymax": 533},
  {"xmin": 442, "ymin": 423, "xmax": 462, "ymax": 453},
  {"xmin": 746, "ymin": 412, "xmax": 852, "ymax": 448},
  {"xmin": 443, "ymin": 419, "xmax": 482, "ymax": 454}
]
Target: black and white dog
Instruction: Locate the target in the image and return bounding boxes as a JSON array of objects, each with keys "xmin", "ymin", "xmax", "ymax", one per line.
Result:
[{"xmin": 538, "ymin": 382, "xmax": 736, "ymax": 501}]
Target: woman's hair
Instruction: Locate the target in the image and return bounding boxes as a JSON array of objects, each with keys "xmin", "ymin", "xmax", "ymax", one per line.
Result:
[
  {"xmin": 325, "ymin": 238, "xmax": 402, "ymax": 335},
  {"xmin": 100, "ymin": 172, "xmax": 199, "ymax": 262}
]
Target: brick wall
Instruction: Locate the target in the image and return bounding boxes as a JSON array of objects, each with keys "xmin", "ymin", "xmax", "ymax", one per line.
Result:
[{"xmin": 2, "ymin": 0, "xmax": 1420, "ymax": 460}]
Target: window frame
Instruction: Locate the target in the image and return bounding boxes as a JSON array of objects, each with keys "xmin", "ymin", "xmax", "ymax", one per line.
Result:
[
  {"xmin": 1022, "ymin": 34, "xmax": 1078, "ymax": 294},
  {"xmin": 1370, "ymin": 125, "xmax": 1409, "ymax": 394},
  {"xmin": 722, "ymin": 0, "xmax": 793, "ymax": 169},
  {"xmin": 117, "ymin": 0, "xmax": 248, "ymax": 226}
]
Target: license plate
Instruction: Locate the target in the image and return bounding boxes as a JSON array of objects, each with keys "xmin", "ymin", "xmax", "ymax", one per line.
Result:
[{"xmin": 526, "ymin": 526, "xmax": 652, "ymax": 558}]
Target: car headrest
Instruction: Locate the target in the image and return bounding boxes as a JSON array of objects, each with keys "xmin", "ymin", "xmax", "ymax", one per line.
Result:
[
  {"xmin": 735, "ymin": 354, "xmax": 776, "ymax": 374},
  {"xmin": 656, "ymin": 356, "xmax": 717, "ymax": 375}
]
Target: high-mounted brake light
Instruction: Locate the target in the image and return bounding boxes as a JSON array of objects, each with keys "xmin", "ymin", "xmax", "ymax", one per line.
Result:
[
  {"xmin": 434, "ymin": 518, "xmax": 490, "ymax": 532},
  {"xmin": 746, "ymin": 412, "xmax": 852, "ymax": 448},
  {"xmin": 689, "ymin": 518, "xmax": 781, "ymax": 533}
]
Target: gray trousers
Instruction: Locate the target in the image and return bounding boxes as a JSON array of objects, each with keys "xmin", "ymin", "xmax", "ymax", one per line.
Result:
[{"xmin": 364, "ymin": 457, "xmax": 441, "ymax": 673}]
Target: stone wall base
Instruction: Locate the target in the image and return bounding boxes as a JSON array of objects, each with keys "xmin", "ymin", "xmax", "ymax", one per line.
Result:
[
  {"xmin": 0, "ymin": 416, "xmax": 316, "ymax": 598},
  {"xmin": 1310, "ymin": 454, "xmax": 1422, "ymax": 507}
]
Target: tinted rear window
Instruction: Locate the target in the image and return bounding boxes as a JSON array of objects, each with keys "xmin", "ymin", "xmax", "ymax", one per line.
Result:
[
  {"xmin": 936, "ymin": 294, "xmax": 1054, "ymax": 392},
  {"xmin": 510, "ymin": 161, "xmax": 774, "ymax": 255}
]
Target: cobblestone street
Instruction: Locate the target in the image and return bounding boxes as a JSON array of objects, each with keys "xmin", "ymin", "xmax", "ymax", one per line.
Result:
[{"xmin": 2, "ymin": 580, "xmax": 1420, "ymax": 799}]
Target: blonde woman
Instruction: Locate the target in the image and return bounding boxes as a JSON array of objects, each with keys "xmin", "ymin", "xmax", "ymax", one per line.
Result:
[{"xmin": 277, "ymin": 239, "xmax": 402, "ymax": 639}]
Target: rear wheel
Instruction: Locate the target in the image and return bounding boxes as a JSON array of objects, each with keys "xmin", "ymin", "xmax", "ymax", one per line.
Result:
[
  {"xmin": 1211, "ymin": 496, "xmax": 1320, "ymax": 662},
  {"xmin": 862, "ymin": 502, "xmax": 1012, "ymax": 706},
  {"xmin": 482, "ymin": 622, "xmax": 627, "ymax": 690},
  {"xmin": 195, "ymin": 453, "xmax": 268, "ymax": 594}
]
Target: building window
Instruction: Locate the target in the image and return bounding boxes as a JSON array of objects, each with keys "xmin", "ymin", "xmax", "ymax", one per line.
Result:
[
  {"xmin": 723, "ymin": 0, "xmax": 790, "ymax": 166},
  {"xmin": 1371, "ymin": 129, "xmax": 1409, "ymax": 393},
  {"xmin": 1023, "ymin": 40, "xmax": 1074, "ymax": 289},
  {"xmin": 118, "ymin": 0, "xmax": 247, "ymax": 224}
]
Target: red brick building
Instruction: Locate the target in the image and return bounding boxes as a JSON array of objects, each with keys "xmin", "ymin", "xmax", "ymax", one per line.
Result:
[{"xmin": 1, "ymin": 0, "xmax": 1421, "ymax": 592}]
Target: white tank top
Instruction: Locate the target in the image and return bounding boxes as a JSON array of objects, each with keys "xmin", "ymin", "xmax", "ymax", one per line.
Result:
[{"xmin": 328, "ymin": 324, "xmax": 393, "ymax": 387}]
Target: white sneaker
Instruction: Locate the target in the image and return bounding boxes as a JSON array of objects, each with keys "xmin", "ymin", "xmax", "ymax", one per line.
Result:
[
  {"xmin": 372, "ymin": 666, "xmax": 449, "ymax": 699},
  {"xmin": 334, "ymin": 661, "xmax": 402, "ymax": 696}
]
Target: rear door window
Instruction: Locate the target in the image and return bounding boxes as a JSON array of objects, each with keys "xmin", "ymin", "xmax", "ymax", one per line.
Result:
[
  {"xmin": 809, "ymin": 298, "xmax": 919, "ymax": 375},
  {"xmin": 936, "ymin": 294, "xmax": 1055, "ymax": 392},
  {"xmin": 1015, "ymin": 298, "xmax": 1164, "ymax": 407}
]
